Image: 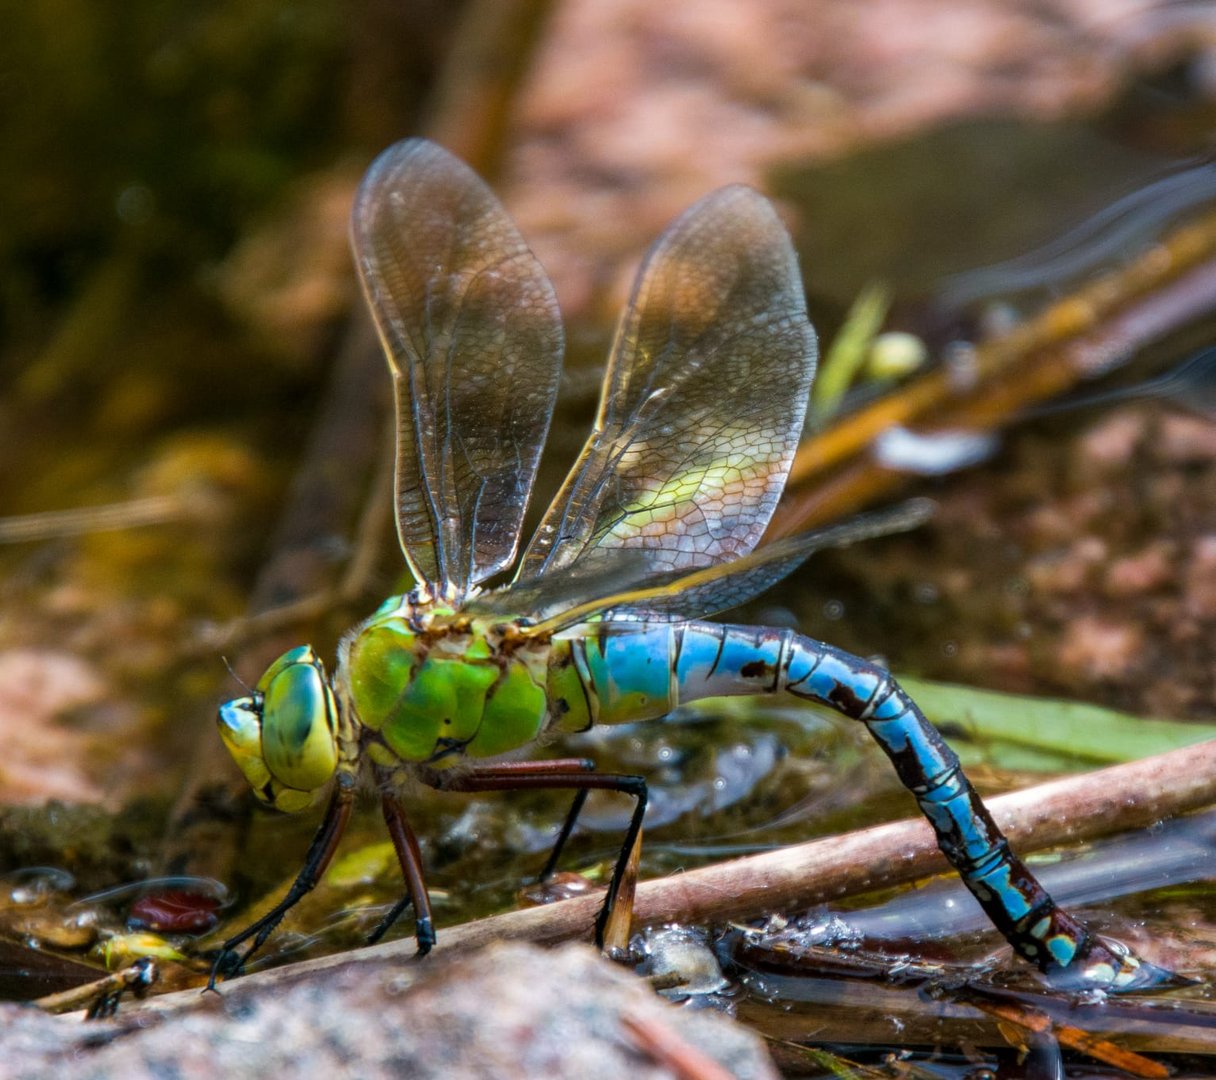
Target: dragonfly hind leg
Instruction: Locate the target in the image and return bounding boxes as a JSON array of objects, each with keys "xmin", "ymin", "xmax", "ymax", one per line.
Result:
[
  {"xmin": 779, "ymin": 634, "xmax": 1175, "ymax": 992},
  {"xmin": 541, "ymin": 782, "xmax": 592, "ymax": 882},
  {"xmin": 438, "ymin": 759, "xmax": 648, "ymax": 954}
]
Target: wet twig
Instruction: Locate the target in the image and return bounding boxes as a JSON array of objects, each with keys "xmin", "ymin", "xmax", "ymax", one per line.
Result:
[
  {"xmin": 927, "ymin": 983, "xmax": 1171, "ymax": 1079},
  {"xmin": 34, "ymin": 959, "xmax": 159, "ymax": 1020}
]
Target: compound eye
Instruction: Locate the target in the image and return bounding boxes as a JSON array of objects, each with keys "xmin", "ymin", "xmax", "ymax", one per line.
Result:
[
  {"xmin": 260, "ymin": 647, "xmax": 340, "ymax": 794},
  {"xmin": 217, "ymin": 695, "xmax": 273, "ymax": 796}
]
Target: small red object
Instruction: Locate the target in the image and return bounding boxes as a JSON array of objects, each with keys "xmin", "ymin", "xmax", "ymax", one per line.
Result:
[{"xmin": 128, "ymin": 891, "xmax": 220, "ymax": 934}]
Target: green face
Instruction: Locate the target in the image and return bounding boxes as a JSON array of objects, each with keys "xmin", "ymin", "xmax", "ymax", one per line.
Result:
[{"xmin": 217, "ymin": 645, "xmax": 340, "ymax": 812}]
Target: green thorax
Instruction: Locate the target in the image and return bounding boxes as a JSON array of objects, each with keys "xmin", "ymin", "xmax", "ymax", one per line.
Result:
[{"xmin": 344, "ymin": 596, "xmax": 553, "ymax": 770}]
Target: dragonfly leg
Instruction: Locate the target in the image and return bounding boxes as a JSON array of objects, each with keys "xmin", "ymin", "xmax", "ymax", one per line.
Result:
[
  {"xmin": 541, "ymin": 787, "xmax": 591, "ymax": 881},
  {"xmin": 208, "ymin": 777, "xmax": 355, "ymax": 988},
  {"xmin": 499, "ymin": 758, "xmax": 599, "ymax": 880},
  {"xmin": 779, "ymin": 634, "xmax": 1174, "ymax": 991},
  {"xmin": 369, "ymin": 793, "xmax": 435, "ymax": 953},
  {"xmin": 438, "ymin": 760, "xmax": 647, "ymax": 951}
]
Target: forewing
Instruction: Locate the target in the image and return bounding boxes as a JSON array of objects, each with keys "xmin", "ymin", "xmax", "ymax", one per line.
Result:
[
  {"xmin": 351, "ymin": 139, "xmax": 563, "ymax": 600},
  {"xmin": 518, "ymin": 185, "xmax": 816, "ymax": 581},
  {"xmin": 505, "ymin": 501, "xmax": 935, "ymax": 632}
]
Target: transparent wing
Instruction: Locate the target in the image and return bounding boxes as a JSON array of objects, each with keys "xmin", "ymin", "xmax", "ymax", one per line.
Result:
[
  {"xmin": 482, "ymin": 501, "xmax": 934, "ymax": 633},
  {"xmin": 351, "ymin": 139, "xmax": 564, "ymax": 601},
  {"xmin": 603, "ymin": 500, "xmax": 933, "ymax": 626},
  {"xmin": 464, "ymin": 549, "xmax": 654, "ymax": 622},
  {"xmin": 517, "ymin": 185, "xmax": 816, "ymax": 582}
]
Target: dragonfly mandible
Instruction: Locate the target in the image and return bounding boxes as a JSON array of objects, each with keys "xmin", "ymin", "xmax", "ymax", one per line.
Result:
[{"xmin": 213, "ymin": 138, "xmax": 1167, "ymax": 991}]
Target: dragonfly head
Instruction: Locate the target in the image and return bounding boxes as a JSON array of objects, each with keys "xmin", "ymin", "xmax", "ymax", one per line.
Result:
[{"xmin": 217, "ymin": 645, "xmax": 340, "ymax": 812}]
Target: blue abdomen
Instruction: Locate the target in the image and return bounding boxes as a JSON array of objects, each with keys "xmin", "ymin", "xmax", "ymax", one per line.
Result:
[{"xmin": 565, "ymin": 624, "xmax": 678, "ymax": 726}]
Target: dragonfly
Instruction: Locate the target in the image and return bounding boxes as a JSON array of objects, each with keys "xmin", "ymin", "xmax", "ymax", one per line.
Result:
[{"xmin": 213, "ymin": 137, "xmax": 1168, "ymax": 992}]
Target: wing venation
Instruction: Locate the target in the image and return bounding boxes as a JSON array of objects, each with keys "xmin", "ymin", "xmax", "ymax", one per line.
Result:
[
  {"xmin": 351, "ymin": 139, "xmax": 563, "ymax": 600},
  {"xmin": 518, "ymin": 185, "xmax": 817, "ymax": 583}
]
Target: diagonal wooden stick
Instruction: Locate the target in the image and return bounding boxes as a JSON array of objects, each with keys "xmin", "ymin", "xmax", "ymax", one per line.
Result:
[{"xmin": 133, "ymin": 737, "xmax": 1216, "ymax": 1013}]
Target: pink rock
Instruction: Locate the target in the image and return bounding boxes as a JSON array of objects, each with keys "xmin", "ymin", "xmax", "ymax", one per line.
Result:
[
  {"xmin": 1184, "ymin": 536, "xmax": 1216, "ymax": 619},
  {"xmin": 1075, "ymin": 411, "xmax": 1146, "ymax": 475},
  {"xmin": 1157, "ymin": 413, "xmax": 1216, "ymax": 466},
  {"xmin": 1057, "ymin": 616, "xmax": 1144, "ymax": 683},
  {"xmin": 1105, "ymin": 541, "xmax": 1175, "ymax": 597}
]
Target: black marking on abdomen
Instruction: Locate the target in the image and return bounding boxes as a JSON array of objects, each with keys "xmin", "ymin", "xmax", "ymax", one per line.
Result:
[
  {"xmin": 706, "ymin": 624, "xmax": 727, "ymax": 678},
  {"xmin": 828, "ymin": 682, "xmax": 869, "ymax": 716},
  {"xmin": 573, "ymin": 644, "xmax": 595, "ymax": 732}
]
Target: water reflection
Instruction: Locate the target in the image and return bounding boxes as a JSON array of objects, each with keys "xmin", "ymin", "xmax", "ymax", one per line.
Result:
[
  {"xmin": 939, "ymin": 159, "xmax": 1216, "ymax": 311},
  {"xmin": 1027, "ymin": 345, "xmax": 1216, "ymax": 423}
]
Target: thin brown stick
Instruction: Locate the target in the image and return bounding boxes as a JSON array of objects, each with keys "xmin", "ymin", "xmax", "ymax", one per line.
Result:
[
  {"xmin": 627, "ymin": 736, "xmax": 1216, "ymax": 929},
  {"xmin": 424, "ymin": 0, "xmax": 560, "ymax": 177},
  {"xmin": 943, "ymin": 987, "xmax": 1171, "ymax": 1079},
  {"xmin": 620, "ymin": 1011, "xmax": 739, "ymax": 1080},
  {"xmin": 0, "ymin": 494, "xmax": 213, "ymax": 544}
]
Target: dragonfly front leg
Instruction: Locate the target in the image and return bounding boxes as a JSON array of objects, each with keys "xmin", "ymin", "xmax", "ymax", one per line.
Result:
[
  {"xmin": 209, "ymin": 776, "xmax": 356, "ymax": 987},
  {"xmin": 438, "ymin": 759, "xmax": 647, "ymax": 953}
]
